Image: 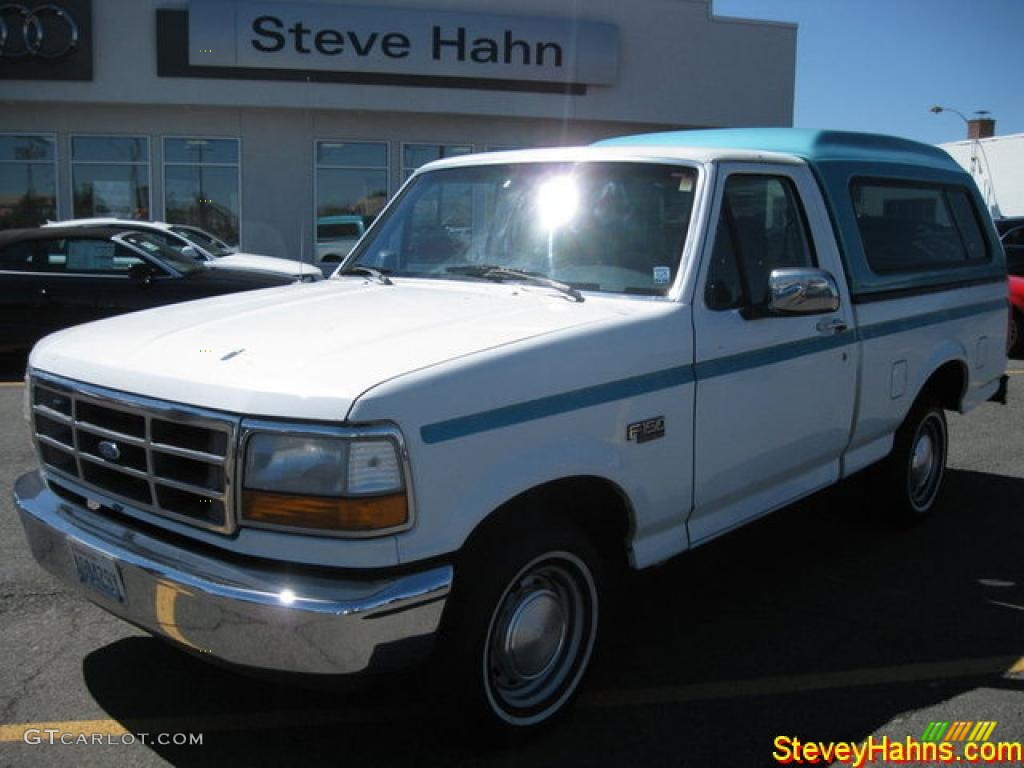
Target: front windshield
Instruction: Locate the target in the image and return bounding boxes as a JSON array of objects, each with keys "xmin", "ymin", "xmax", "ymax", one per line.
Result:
[
  {"xmin": 348, "ymin": 162, "xmax": 698, "ymax": 296},
  {"xmin": 119, "ymin": 231, "xmax": 204, "ymax": 274},
  {"xmin": 170, "ymin": 226, "xmax": 234, "ymax": 257}
]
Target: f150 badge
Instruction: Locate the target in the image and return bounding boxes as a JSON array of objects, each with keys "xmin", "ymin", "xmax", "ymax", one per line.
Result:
[{"xmin": 627, "ymin": 417, "xmax": 665, "ymax": 444}]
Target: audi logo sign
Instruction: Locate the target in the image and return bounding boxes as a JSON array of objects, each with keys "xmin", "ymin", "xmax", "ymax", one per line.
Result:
[
  {"xmin": 0, "ymin": 4, "xmax": 79, "ymax": 59},
  {"xmin": 0, "ymin": 0, "xmax": 91, "ymax": 80}
]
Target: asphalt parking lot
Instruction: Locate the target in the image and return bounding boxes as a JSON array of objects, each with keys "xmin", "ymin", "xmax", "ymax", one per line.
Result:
[{"xmin": 2, "ymin": 357, "xmax": 1024, "ymax": 767}]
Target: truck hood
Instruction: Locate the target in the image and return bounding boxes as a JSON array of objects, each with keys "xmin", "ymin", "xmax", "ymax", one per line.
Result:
[{"xmin": 30, "ymin": 278, "xmax": 633, "ymax": 420}]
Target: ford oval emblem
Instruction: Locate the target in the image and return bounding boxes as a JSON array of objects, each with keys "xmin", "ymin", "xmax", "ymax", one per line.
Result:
[{"xmin": 97, "ymin": 440, "xmax": 121, "ymax": 461}]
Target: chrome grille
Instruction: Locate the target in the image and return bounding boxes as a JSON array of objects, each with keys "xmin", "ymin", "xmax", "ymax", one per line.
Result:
[{"xmin": 30, "ymin": 373, "xmax": 240, "ymax": 534}]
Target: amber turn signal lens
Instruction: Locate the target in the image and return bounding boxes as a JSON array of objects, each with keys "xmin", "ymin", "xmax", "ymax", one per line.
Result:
[{"xmin": 242, "ymin": 490, "xmax": 408, "ymax": 532}]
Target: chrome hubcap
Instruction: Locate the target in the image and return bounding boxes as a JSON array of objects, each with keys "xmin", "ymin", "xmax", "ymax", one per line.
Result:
[
  {"xmin": 485, "ymin": 554, "xmax": 595, "ymax": 722},
  {"xmin": 908, "ymin": 414, "xmax": 945, "ymax": 510},
  {"xmin": 911, "ymin": 433, "xmax": 934, "ymax": 490},
  {"xmin": 502, "ymin": 589, "xmax": 567, "ymax": 680}
]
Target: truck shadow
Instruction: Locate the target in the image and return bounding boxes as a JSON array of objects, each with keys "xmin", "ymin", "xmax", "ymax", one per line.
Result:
[{"xmin": 82, "ymin": 468, "xmax": 1024, "ymax": 767}]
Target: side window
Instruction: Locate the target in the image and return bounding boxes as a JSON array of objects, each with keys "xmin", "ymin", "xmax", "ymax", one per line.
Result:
[
  {"xmin": 35, "ymin": 239, "xmax": 69, "ymax": 272},
  {"xmin": 851, "ymin": 180, "xmax": 990, "ymax": 273},
  {"xmin": 706, "ymin": 174, "xmax": 816, "ymax": 310},
  {"xmin": 946, "ymin": 188, "xmax": 988, "ymax": 262},
  {"xmin": 64, "ymin": 239, "xmax": 142, "ymax": 274},
  {"xmin": 139, "ymin": 229, "xmax": 186, "ymax": 255},
  {"xmin": 704, "ymin": 212, "xmax": 744, "ymax": 310},
  {"xmin": 0, "ymin": 241, "xmax": 38, "ymax": 272}
]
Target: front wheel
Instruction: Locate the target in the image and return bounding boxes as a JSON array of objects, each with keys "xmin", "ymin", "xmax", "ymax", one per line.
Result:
[
  {"xmin": 879, "ymin": 400, "xmax": 949, "ymax": 520},
  {"xmin": 441, "ymin": 515, "xmax": 602, "ymax": 732}
]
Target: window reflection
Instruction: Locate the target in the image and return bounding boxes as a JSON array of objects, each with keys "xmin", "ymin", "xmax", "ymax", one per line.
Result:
[
  {"xmin": 72, "ymin": 136, "xmax": 150, "ymax": 221},
  {"xmin": 0, "ymin": 135, "xmax": 57, "ymax": 230},
  {"xmin": 164, "ymin": 138, "xmax": 241, "ymax": 246}
]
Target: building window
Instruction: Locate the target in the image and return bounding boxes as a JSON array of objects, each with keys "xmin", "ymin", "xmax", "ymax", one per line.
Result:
[
  {"xmin": 71, "ymin": 136, "xmax": 151, "ymax": 221},
  {"xmin": 315, "ymin": 140, "xmax": 389, "ymax": 239},
  {"xmin": 0, "ymin": 134, "xmax": 57, "ymax": 230},
  {"xmin": 163, "ymin": 137, "xmax": 241, "ymax": 246},
  {"xmin": 402, "ymin": 143, "xmax": 473, "ymax": 180}
]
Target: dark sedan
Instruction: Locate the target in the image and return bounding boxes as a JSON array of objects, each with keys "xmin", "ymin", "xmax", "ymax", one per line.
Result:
[
  {"xmin": 0, "ymin": 226, "xmax": 295, "ymax": 354},
  {"xmin": 997, "ymin": 218, "xmax": 1024, "ymax": 277}
]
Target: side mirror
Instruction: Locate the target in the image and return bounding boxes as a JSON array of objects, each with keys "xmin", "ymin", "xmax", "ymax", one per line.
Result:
[
  {"xmin": 767, "ymin": 268, "xmax": 840, "ymax": 315},
  {"xmin": 181, "ymin": 245, "xmax": 202, "ymax": 261},
  {"xmin": 128, "ymin": 262, "xmax": 155, "ymax": 285}
]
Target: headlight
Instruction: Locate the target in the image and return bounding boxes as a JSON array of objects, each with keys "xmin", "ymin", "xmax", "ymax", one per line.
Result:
[{"xmin": 241, "ymin": 428, "xmax": 409, "ymax": 534}]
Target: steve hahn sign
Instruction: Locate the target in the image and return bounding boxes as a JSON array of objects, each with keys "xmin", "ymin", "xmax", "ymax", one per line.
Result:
[{"xmin": 188, "ymin": 1, "xmax": 619, "ymax": 86}]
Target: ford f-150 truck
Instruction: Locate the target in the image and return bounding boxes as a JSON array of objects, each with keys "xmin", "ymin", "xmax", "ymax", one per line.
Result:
[{"xmin": 13, "ymin": 129, "xmax": 1010, "ymax": 731}]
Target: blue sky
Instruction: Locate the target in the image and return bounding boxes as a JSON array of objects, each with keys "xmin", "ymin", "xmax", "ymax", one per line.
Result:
[{"xmin": 714, "ymin": 0, "xmax": 1024, "ymax": 144}]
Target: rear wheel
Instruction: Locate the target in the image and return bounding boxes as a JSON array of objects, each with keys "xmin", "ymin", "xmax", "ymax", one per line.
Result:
[
  {"xmin": 441, "ymin": 513, "xmax": 602, "ymax": 733},
  {"xmin": 879, "ymin": 399, "xmax": 948, "ymax": 520}
]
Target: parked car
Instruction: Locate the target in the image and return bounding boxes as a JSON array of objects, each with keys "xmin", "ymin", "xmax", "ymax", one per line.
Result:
[
  {"xmin": 1010, "ymin": 274, "xmax": 1024, "ymax": 356},
  {"xmin": 14, "ymin": 130, "xmax": 1009, "ymax": 732},
  {"xmin": 998, "ymin": 219, "xmax": 1024, "ymax": 277},
  {"xmin": 45, "ymin": 219, "xmax": 322, "ymax": 282},
  {"xmin": 316, "ymin": 214, "xmax": 366, "ymax": 264},
  {"xmin": 994, "ymin": 216, "xmax": 1024, "ymax": 237},
  {"xmin": 0, "ymin": 226, "xmax": 296, "ymax": 354}
]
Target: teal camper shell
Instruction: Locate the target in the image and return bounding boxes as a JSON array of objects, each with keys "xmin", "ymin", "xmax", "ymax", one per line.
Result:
[{"xmin": 596, "ymin": 129, "xmax": 1007, "ymax": 301}]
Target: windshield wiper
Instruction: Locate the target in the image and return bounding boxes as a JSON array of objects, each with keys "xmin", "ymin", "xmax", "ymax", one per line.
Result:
[
  {"xmin": 446, "ymin": 265, "xmax": 584, "ymax": 303},
  {"xmin": 340, "ymin": 265, "xmax": 393, "ymax": 285}
]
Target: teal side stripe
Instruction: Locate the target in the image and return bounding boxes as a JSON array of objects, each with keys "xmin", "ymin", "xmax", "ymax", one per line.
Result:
[
  {"xmin": 420, "ymin": 365, "xmax": 694, "ymax": 445},
  {"xmin": 859, "ymin": 299, "xmax": 1007, "ymax": 341},
  {"xmin": 419, "ymin": 298, "xmax": 1005, "ymax": 444},
  {"xmin": 695, "ymin": 330, "xmax": 855, "ymax": 380}
]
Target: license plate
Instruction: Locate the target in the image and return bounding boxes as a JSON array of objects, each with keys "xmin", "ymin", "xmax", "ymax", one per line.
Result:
[{"xmin": 68, "ymin": 542, "xmax": 125, "ymax": 603}]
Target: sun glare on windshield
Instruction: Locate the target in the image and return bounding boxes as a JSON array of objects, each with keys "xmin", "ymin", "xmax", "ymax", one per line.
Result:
[{"xmin": 537, "ymin": 175, "xmax": 580, "ymax": 231}]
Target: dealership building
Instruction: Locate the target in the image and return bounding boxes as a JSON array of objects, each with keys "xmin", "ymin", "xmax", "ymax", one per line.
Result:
[{"xmin": 1, "ymin": 0, "xmax": 796, "ymax": 261}]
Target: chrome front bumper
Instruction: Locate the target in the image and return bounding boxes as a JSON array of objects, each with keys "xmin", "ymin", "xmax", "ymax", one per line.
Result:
[{"xmin": 14, "ymin": 471, "xmax": 452, "ymax": 677}]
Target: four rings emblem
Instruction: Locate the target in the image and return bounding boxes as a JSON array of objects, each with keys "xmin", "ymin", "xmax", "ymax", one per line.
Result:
[{"xmin": 0, "ymin": 4, "xmax": 79, "ymax": 59}]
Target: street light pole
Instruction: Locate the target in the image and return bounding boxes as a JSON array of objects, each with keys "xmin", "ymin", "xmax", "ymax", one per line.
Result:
[
  {"xmin": 929, "ymin": 104, "xmax": 988, "ymax": 175},
  {"xmin": 930, "ymin": 105, "xmax": 998, "ymax": 217}
]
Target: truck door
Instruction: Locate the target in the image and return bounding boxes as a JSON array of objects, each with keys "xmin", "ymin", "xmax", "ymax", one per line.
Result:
[{"xmin": 688, "ymin": 163, "xmax": 858, "ymax": 545}]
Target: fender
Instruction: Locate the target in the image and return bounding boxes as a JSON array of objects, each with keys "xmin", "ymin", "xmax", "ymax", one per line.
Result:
[
  {"xmin": 911, "ymin": 340, "xmax": 969, "ymax": 412},
  {"xmin": 417, "ymin": 433, "xmax": 689, "ymax": 569}
]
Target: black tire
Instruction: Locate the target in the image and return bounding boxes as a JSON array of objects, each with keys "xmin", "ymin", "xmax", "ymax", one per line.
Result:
[
  {"xmin": 879, "ymin": 399, "xmax": 949, "ymax": 521},
  {"xmin": 440, "ymin": 511, "xmax": 603, "ymax": 734},
  {"xmin": 1010, "ymin": 309, "xmax": 1023, "ymax": 358}
]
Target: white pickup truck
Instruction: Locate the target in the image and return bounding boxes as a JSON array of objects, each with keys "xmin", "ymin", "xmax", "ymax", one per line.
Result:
[{"xmin": 14, "ymin": 129, "xmax": 1010, "ymax": 731}]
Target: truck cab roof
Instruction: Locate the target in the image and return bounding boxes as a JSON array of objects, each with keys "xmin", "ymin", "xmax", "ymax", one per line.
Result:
[{"xmin": 595, "ymin": 128, "xmax": 964, "ymax": 174}]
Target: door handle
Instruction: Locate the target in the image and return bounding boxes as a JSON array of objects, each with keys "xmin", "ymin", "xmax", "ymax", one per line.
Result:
[{"xmin": 816, "ymin": 317, "xmax": 848, "ymax": 335}]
